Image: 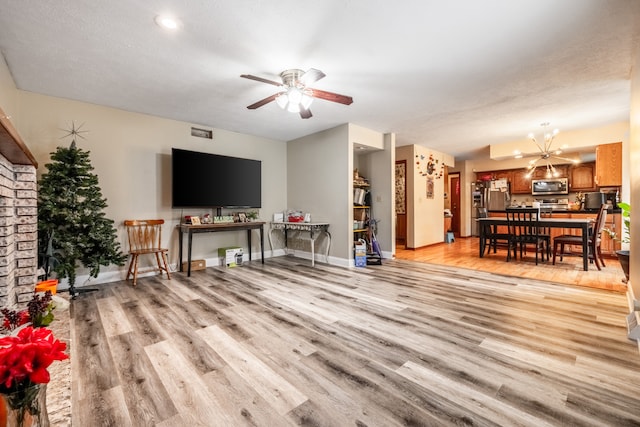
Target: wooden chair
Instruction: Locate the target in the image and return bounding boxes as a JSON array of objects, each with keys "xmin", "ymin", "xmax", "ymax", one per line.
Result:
[
  {"xmin": 124, "ymin": 219, "xmax": 171, "ymax": 286},
  {"xmin": 538, "ymin": 208, "xmax": 553, "ymax": 259},
  {"xmin": 506, "ymin": 207, "xmax": 548, "ymax": 264},
  {"xmin": 478, "ymin": 207, "xmax": 512, "ymax": 256},
  {"xmin": 552, "ymin": 204, "xmax": 608, "ymax": 270}
]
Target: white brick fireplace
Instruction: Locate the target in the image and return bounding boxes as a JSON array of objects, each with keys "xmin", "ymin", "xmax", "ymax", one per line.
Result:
[{"xmin": 0, "ymin": 109, "xmax": 38, "ymax": 309}]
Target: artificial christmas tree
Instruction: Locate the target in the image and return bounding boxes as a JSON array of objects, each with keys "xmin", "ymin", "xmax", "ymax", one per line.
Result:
[{"xmin": 37, "ymin": 129, "xmax": 126, "ymax": 298}]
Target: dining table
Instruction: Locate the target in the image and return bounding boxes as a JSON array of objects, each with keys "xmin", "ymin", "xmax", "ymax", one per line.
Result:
[{"xmin": 477, "ymin": 216, "xmax": 594, "ymax": 271}]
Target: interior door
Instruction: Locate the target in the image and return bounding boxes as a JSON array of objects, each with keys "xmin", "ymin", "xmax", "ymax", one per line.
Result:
[
  {"xmin": 395, "ymin": 160, "xmax": 407, "ymax": 246},
  {"xmin": 450, "ymin": 174, "xmax": 461, "ymax": 235}
]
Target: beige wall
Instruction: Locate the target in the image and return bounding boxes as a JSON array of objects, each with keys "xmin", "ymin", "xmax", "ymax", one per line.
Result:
[
  {"xmin": 488, "ymin": 122, "xmax": 629, "ymax": 160},
  {"xmin": 287, "ymin": 124, "xmax": 350, "ymax": 260},
  {"xmin": 9, "ymin": 87, "xmax": 287, "ymax": 285},
  {"xmin": 0, "ymin": 56, "xmax": 18, "ymax": 120},
  {"xmin": 287, "ymin": 123, "xmax": 394, "ymax": 264},
  {"xmin": 395, "ymin": 145, "xmax": 449, "ymax": 248},
  {"xmin": 629, "ymin": 40, "xmax": 640, "ymax": 302}
]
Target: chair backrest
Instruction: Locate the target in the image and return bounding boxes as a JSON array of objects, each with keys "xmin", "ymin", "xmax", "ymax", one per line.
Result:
[
  {"xmin": 592, "ymin": 204, "xmax": 608, "ymax": 244},
  {"xmin": 506, "ymin": 207, "xmax": 540, "ymax": 240},
  {"xmin": 124, "ymin": 219, "xmax": 165, "ymax": 252},
  {"xmin": 538, "ymin": 207, "xmax": 552, "ymax": 234}
]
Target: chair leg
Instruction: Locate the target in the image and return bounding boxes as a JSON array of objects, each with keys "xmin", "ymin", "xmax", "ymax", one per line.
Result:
[
  {"xmin": 155, "ymin": 251, "xmax": 172, "ymax": 280},
  {"xmin": 126, "ymin": 254, "xmax": 138, "ymax": 285},
  {"xmin": 552, "ymin": 241, "xmax": 559, "ymax": 265},
  {"xmin": 598, "ymin": 247, "xmax": 606, "ymax": 267},
  {"xmin": 162, "ymin": 252, "xmax": 171, "ymax": 280},
  {"xmin": 131, "ymin": 254, "xmax": 140, "ymax": 286},
  {"xmin": 592, "ymin": 246, "xmax": 602, "ymax": 271}
]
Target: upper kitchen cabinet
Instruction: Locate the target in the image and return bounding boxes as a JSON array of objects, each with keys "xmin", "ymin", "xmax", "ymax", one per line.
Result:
[
  {"xmin": 569, "ymin": 162, "xmax": 595, "ymax": 192},
  {"xmin": 512, "ymin": 169, "xmax": 532, "ymax": 194},
  {"xmin": 492, "ymin": 170, "xmax": 513, "ymax": 182},
  {"xmin": 595, "ymin": 142, "xmax": 622, "ymax": 187}
]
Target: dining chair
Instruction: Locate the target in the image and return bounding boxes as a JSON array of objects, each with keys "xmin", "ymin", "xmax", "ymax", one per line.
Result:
[
  {"xmin": 124, "ymin": 219, "xmax": 171, "ymax": 286},
  {"xmin": 478, "ymin": 207, "xmax": 512, "ymax": 256},
  {"xmin": 538, "ymin": 208, "xmax": 553, "ymax": 258},
  {"xmin": 506, "ymin": 207, "xmax": 548, "ymax": 264},
  {"xmin": 552, "ymin": 204, "xmax": 607, "ymax": 270}
]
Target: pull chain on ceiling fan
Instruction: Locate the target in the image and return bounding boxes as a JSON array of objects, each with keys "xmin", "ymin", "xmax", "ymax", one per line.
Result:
[{"xmin": 241, "ymin": 68, "xmax": 353, "ymax": 119}]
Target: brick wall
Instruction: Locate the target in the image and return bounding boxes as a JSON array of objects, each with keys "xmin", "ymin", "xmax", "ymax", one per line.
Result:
[{"xmin": 0, "ymin": 154, "xmax": 37, "ymax": 309}]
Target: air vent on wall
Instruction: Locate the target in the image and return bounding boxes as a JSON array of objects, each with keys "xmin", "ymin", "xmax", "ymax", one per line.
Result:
[{"xmin": 191, "ymin": 127, "xmax": 213, "ymax": 139}]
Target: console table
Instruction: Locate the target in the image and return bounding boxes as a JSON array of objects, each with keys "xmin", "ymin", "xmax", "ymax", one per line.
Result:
[
  {"xmin": 269, "ymin": 222, "xmax": 330, "ymax": 267},
  {"xmin": 178, "ymin": 222, "xmax": 265, "ymax": 276}
]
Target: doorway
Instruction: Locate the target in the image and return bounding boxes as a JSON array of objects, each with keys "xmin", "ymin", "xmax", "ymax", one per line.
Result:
[{"xmin": 449, "ymin": 173, "xmax": 461, "ymax": 236}]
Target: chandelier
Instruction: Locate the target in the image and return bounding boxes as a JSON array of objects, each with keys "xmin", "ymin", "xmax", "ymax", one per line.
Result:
[{"xmin": 516, "ymin": 122, "xmax": 578, "ymax": 178}]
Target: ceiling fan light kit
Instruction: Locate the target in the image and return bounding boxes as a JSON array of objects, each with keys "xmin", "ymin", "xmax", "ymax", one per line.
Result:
[
  {"xmin": 241, "ymin": 68, "xmax": 353, "ymax": 119},
  {"xmin": 519, "ymin": 122, "xmax": 579, "ymax": 179}
]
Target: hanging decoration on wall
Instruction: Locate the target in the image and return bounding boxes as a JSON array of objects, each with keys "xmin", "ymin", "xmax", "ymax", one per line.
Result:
[
  {"xmin": 415, "ymin": 153, "xmax": 444, "ymax": 179},
  {"xmin": 426, "ymin": 177, "xmax": 434, "ymax": 199},
  {"xmin": 395, "ymin": 162, "xmax": 406, "ymax": 214}
]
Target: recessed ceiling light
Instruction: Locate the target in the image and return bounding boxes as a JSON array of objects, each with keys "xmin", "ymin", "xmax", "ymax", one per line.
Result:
[{"xmin": 155, "ymin": 15, "xmax": 181, "ymax": 30}]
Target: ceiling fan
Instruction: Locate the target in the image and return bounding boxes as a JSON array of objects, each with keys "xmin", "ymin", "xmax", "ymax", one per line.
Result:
[{"xmin": 241, "ymin": 68, "xmax": 353, "ymax": 119}]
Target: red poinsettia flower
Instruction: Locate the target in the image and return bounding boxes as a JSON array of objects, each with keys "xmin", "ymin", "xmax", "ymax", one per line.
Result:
[{"xmin": 0, "ymin": 326, "xmax": 68, "ymax": 390}]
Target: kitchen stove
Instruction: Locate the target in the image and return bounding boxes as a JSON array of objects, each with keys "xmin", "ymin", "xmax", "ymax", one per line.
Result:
[{"xmin": 537, "ymin": 198, "xmax": 569, "ymax": 210}]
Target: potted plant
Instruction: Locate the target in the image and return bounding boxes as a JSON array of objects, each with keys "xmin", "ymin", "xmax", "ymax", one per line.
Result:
[{"xmin": 605, "ymin": 202, "xmax": 630, "ymax": 282}]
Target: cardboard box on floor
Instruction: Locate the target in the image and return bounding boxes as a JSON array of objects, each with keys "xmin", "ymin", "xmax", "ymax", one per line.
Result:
[{"xmin": 218, "ymin": 247, "xmax": 243, "ymax": 267}]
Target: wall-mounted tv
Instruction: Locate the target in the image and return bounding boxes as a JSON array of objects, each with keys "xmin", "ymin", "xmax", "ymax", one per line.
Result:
[{"xmin": 172, "ymin": 148, "xmax": 261, "ymax": 209}]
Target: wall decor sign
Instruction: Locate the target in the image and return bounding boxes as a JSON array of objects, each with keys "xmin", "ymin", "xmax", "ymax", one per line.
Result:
[
  {"xmin": 426, "ymin": 177, "xmax": 434, "ymax": 199},
  {"xmin": 395, "ymin": 162, "xmax": 406, "ymax": 214}
]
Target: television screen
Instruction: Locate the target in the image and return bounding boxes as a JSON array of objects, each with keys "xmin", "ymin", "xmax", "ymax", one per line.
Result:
[{"xmin": 172, "ymin": 148, "xmax": 261, "ymax": 208}]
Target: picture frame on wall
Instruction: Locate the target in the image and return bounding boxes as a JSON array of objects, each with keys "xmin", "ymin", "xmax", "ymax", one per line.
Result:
[{"xmin": 426, "ymin": 177, "xmax": 434, "ymax": 199}]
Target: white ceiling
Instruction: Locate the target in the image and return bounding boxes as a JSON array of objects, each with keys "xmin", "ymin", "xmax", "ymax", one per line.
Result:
[{"xmin": 0, "ymin": 0, "xmax": 638, "ymax": 160}]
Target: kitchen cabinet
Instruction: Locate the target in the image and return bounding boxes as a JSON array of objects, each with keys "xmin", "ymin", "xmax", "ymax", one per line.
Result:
[
  {"xmin": 595, "ymin": 142, "xmax": 622, "ymax": 187},
  {"xmin": 478, "ymin": 162, "xmax": 573, "ymax": 195},
  {"xmin": 530, "ymin": 164, "xmax": 568, "ymax": 180},
  {"xmin": 512, "ymin": 169, "xmax": 532, "ymax": 194},
  {"xmin": 569, "ymin": 162, "xmax": 595, "ymax": 192},
  {"xmin": 492, "ymin": 170, "xmax": 513, "ymax": 182},
  {"xmin": 601, "ymin": 212, "xmax": 621, "ymax": 255}
]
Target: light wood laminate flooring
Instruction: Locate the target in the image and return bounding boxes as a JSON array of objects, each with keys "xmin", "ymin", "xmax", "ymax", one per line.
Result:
[
  {"xmin": 396, "ymin": 237, "xmax": 627, "ymax": 292},
  {"xmin": 71, "ymin": 256, "xmax": 640, "ymax": 426}
]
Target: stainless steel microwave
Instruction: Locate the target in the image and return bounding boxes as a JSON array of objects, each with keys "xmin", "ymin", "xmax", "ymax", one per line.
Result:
[{"xmin": 531, "ymin": 178, "xmax": 569, "ymax": 195}]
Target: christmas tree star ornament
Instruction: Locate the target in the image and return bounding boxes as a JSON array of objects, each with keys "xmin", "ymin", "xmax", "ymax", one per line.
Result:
[{"xmin": 60, "ymin": 121, "xmax": 89, "ymax": 148}]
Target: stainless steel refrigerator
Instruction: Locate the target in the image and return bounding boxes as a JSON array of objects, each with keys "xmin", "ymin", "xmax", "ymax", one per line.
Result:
[{"xmin": 470, "ymin": 179, "xmax": 511, "ymax": 236}]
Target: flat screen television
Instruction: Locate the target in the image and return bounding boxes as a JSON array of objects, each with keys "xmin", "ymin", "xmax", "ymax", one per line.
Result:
[{"xmin": 171, "ymin": 148, "xmax": 261, "ymax": 209}]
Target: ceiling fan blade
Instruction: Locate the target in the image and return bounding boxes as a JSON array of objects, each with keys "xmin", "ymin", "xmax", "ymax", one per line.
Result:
[
  {"xmin": 247, "ymin": 93, "xmax": 279, "ymax": 109},
  {"xmin": 300, "ymin": 68, "xmax": 326, "ymax": 85},
  {"xmin": 299, "ymin": 108, "xmax": 312, "ymax": 119},
  {"xmin": 240, "ymin": 74, "xmax": 282, "ymax": 87},
  {"xmin": 309, "ymin": 88, "xmax": 353, "ymax": 105}
]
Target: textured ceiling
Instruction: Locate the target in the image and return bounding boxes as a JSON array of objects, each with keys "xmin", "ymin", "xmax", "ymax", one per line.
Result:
[{"xmin": 0, "ymin": 0, "xmax": 638, "ymax": 160}]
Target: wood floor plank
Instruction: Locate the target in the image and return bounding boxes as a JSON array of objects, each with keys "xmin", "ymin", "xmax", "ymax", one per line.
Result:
[
  {"xmin": 71, "ymin": 256, "xmax": 640, "ymax": 426},
  {"xmin": 144, "ymin": 339, "xmax": 235, "ymax": 426},
  {"xmin": 196, "ymin": 324, "xmax": 309, "ymax": 416},
  {"xmin": 108, "ymin": 332, "xmax": 178, "ymax": 425},
  {"xmin": 96, "ymin": 295, "xmax": 134, "ymax": 337}
]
